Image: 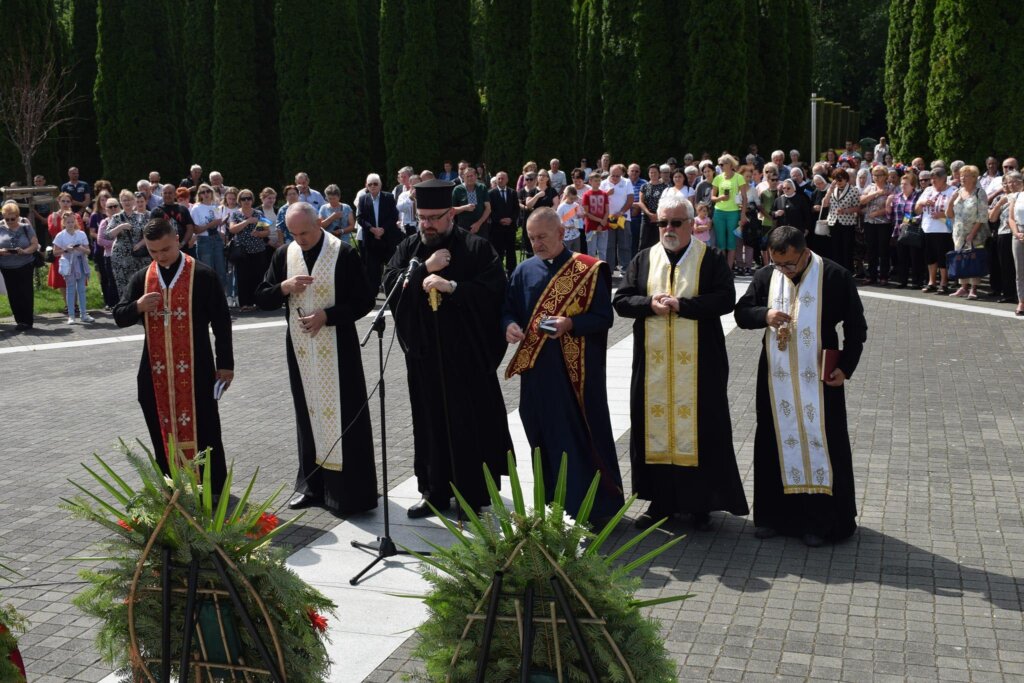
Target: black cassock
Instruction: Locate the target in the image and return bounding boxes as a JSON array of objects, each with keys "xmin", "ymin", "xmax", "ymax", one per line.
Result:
[
  {"xmin": 734, "ymin": 257, "xmax": 867, "ymax": 540},
  {"xmin": 255, "ymin": 235, "xmax": 378, "ymax": 515},
  {"xmin": 383, "ymin": 227, "xmax": 512, "ymax": 508},
  {"xmin": 113, "ymin": 256, "xmax": 232, "ymax": 491},
  {"xmin": 613, "ymin": 244, "xmax": 749, "ymax": 516}
]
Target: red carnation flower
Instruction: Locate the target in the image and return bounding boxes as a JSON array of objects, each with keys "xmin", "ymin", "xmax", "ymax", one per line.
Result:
[
  {"xmin": 256, "ymin": 512, "xmax": 279, "ymax": 536},
  {"xmin": 307, "ymin": 609, "xmax": 328, "ymax": 633},
  {"xmin": 117, "ymin": 519, "xmax": 133, "ymax": 532}
]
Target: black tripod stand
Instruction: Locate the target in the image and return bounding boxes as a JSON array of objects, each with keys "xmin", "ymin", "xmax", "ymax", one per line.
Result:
[{"xmin": 350, "ymin": 268, "xmax": 430, "ymax": 585}]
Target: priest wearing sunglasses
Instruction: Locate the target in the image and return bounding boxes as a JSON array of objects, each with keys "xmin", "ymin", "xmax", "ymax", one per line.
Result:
[{"xmin": 613, "ymin": 193, "xmax": 748, "ymax": 531}]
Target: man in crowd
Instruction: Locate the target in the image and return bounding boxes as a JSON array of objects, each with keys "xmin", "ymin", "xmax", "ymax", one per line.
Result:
[
  {"xmin": 61, "ymin": 167, "xmax": 91, "ymax": 213},
  {"xmin": 734, "ymin": 226, "xmax": 867, "ymax": 546},
  {"xmin": 208, "ymin": 171, "xmax": 227, "ymax": 203},
  {"xmin": 356, "ymin": 173, "xmax": 401, "ymax": 295},
  {"xmin": 839, "ymin": 140, "xmax": 862, "ymax": 166},
  {"xmin": 255, "ymin": 203, "xmax": 379, "ymax": 514},
  {"xmin": 153, "ymin": 183, "xmax": 195, "ymax": 250},
  {"xmin": 180, "ymin": 164, "xmax": 203, "ymax": 191},
  {"xmin": 148, "ymin": 171, "xmax": 165, "ymax": 197},
  {"xmin": 503, "ymin": 208, "xmax": 624, "ymax": 520},
  {"xmin": 771, "ymin": 150, "xmax": 791, "ymax": 181},
  {"xmin": 600, "ymin": 164, "xmax": 634, "ymax": 273},
  {"xmin": 627, "ymin": 163, "xmax": 647, "ymax": 257},
  {"xmin": 548, "ymin": 159, "xmax": 567, "ymax": 193},
  {"xmin": 137, "ymin": 180, "xmax": 160, "ymax": 211},
  {"xmin": 296, "ymin": 172, "xmax": 325, "ymax": 210},
  {"xmin": 113, "ymin": 218, "xmax": 233, "ymax": 493},
  {"xmin": 638, "ymin": 164, "xmax": 670, "ymax": 250},
  {"xmin": 613, "ymin": 193, "xmax": 748, "ymax": 530},
  {"xmin": 452, "ymin": 166, "xmax": 491, "ymax": 238},
  {"xmin": 383, "ymin": 179, "xmax": 511, "ymax": 518},
  {"xmin": 488, "ymin": 170, "xmax": 520, "ymax": 276}
]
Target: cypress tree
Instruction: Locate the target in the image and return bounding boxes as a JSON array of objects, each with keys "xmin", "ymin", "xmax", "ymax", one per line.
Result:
[
  {"xmin": 631, "ymin": 0, "xmax": 685, "ymax": 165},
  {"xmin": 95, "ymin": 0, "xmax": 184, "ymax": 188},
  {"xmin": 600, "ymin": 0, "xmax": 637, "ymax": 163},
  {"xmin": 992, "ymin": 15, "xmax": 1024, "ymax": 157},
  {"xmin": 745, "ymin": 0, "xmax": 788, "ymax": 151},
  {"xmin": 433, "ymin": 0, "xmax": 483, "ymax": 165},
  {"xmin": 896, "ymin": 0, "xmax": 935, "ymax": 161},
  {"xmin": 524, "ymin": 0, "xmax": 576, "ymax": 166},
  {"xmin": 388, "ymin": 1, "xmax": 440, "ymax": 173},
  {"xmin": 183, "ymin": 0, "xmax": 215, "ymax": 170},
  {"xmin": 883, "ymin": 0, "xmax": 914, "ymax": 148},
  {"xmin": 210, "ymin": 0, "xmax": 263, "ymax": 190},
  {"xmin": 63, "ymin": 0, "xmax": 102, "ymax": 181},
  {"xmin": 482, "ymin": 0, "xmax": 530, "ymax": 176},
  {"xmin": 274, "ymin": 0, "xmax": 318, "ymax": 179},
  {"xmin": 780, "ymin": 0, "xmax": 813, "ymax": 155},
  {"xmin": 357, "ymin": 0, "xmax": 387, "ymax": 173},
  {"xmin": 683, "ymin": 2, "xmax": 750, "ymax": 157},
  {"xmin": 926, "ymin": 1, "xmax": 1007, "ymax": 162},
  {"xmin": 575, "ymin": 0, "xmax": 603, "ymax": 161},
  {"xmin": 378, "ymin": 0, "xmax": 404, "ymax": 176},
  {"xmin": 303, "ymin": 0, "xmax": 372, "ymax": 194},
  {"xmin": 252, "ymin": 0, "xmax": 281, "ymax": 187}
]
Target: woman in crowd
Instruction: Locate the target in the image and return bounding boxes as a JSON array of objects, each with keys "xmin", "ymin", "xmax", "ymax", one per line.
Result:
[
  {"xmin": 774, "ymin": 179, "xmax": 812, "ymax": 236},
  {"xmin": 534, "ymin": 169, "xmax": 559, "ymax": 211},
  {"xmin": 276, "ymin": 184, "xmax": 299, "ymax": 243},
  {"xmin": 94, "ymin": 195, "xmax": 121, "ymax": 308},
  {"xmin": 52, "ymin": 210, "xmax": 94, "ymax": 325},
  {"xmin": 319, "ymin": 184, "xmax": 356, "ymax": 244},
  {"xmin": 991, "ymin": 174, "xmax": 1022, "ymax": 306},
  {"xmin": 662, "ymin": 168, "xmax": 691, "ymax": 203},
  {"xmin": 221, "ymin": 187, "xmax": 240, "ymax": 305},
  {"xmin": 190, "ymin": 183, "xmax": 227, "ymax": 289},
  {"xmin": 0, "ymin": 200, "xmax": 40, "ymax": 331},
  {"xmin": 259, "ymin": 187, "xmax": 283, "ymax": 253},
  {"xmin": 693, "ymin": 160, "xmax": 716, "ymax": 216},
  {"xmin": 516, "ymin": 161, "xmax": 538, "ymax": 192},
  {"xmin": 822, "ymin": 168, "xmax": 860, "ymax": 271},
  {"xmin": 710, "ymin": 154, "xmax": 747, "ymax": 269},
  {"xmin": 737, "ymin": 164, "xmax": 762, "ymax": 271},
  {"xmin": 860, "ymin": 165, "xmax": 895, "ymax": 285},
  {"xmin": 947, "ymin": 165, "xmax": 989, "ymax": 300},
  {"xmin": 46, "ymin": 193, "xmax": 82, "ymax": 306},
  {"xmin": 88, "ymin": 191, "xmax": 118, "ymax": 308},
  {"xmin": 916, "ymin": 167, "xmax": 955, "ymax": 293},
  {"xmin": 887, "ymin": 171, "xmax": 923, "ymax": 288},
  {"xmin": 1005, "ymin": 172, "xmax": 1024, "ymax": 315},
  {"xmin": 103, "ymin": 189, "xmax": 151, "ymax": 298},
  {"xmin": 228, "ymin": 189, "xmax": 269, "ymax": 312}
]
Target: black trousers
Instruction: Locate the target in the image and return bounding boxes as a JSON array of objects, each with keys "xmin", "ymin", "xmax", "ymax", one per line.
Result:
[
  {"xmin": 831, "ymin": 223, "xmax": 855, "ymax": 272},
  {"xmin": 1, "ymin": 262, "xmax": 34, "ymax": 326},
  {"xmin": 95, "ymin": 253, "xmax": 119, "ymax": 307},
  {"xmin": 359, "ymin": 241, "xmax": 391, "ymax": 295},
  {"xmin": 235, "ymin": 251, "xmax": 266, "ymax": 307},
  {"xmin": 997, "ymin": 233, "xmax": 1016, "ymax": 298},
  {"xmin": 864, "ymin": 222, "xmax": 892, "ymax": 280},
  {"xmin": 490, "ymin": 225, "xmax": 517, "ymax": 275},
  {"xmin": 986, "ymin": 226, "xmax": 1001, "ymax": 294},
  {"xmin": 895, "ymin": 242, "xmax": 925, "ymax": 286}
]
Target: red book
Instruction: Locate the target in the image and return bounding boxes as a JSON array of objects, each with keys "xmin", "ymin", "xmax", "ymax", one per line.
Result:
[{"xmin": 820, "ymin": 349, "xmax": 840, "ymax": 382}]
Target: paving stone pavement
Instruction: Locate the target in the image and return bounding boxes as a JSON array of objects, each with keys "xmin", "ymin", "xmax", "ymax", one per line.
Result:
[{"xmin": 1, "ymin": 283, "xmax": 1023, "ymax": 682}]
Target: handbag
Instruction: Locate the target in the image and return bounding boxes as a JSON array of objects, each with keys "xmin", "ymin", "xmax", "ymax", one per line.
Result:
[
  {"xmin": 226, "ymin": 237, "xmax": 244, "ymax": 263},
  {"xmin": 945, "ymin": 246, "xmax": 989, "ymax": 279},
  {"xmin": 18, "ymin": 224, "xmax": 44, "ymax": 267},
  {"xmin": 813, "ymin": 196, "xmax": 830, "ymax": 236}
]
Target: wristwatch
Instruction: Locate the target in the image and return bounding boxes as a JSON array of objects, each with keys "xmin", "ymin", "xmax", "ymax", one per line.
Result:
[{"xmin": 449, "ymin": 280, "xmax": 458, "ymax": 294}]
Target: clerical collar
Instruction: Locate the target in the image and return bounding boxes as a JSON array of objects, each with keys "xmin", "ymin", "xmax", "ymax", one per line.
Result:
[
  {"xmin": 158, "ymin": 254, "xmax": 184, "ymax": 287},
  {"xmin": 544, "ymin": 247, "xmax": 570, "ymax": 269},
  {"xmin": 664, "ymin": 240, "xmax": 690, "ymax": 265}
]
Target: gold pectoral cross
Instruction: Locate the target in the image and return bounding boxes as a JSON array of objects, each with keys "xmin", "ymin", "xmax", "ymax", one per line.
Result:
[{"xmin": 777, "ymin": 322, "xmax": 790, "ymax": 351}]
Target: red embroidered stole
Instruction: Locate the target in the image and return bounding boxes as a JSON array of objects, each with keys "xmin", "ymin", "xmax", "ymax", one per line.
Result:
[
  {"xmin": 506, "ymin": 253, "xmax": 602, "ymax": 413},
  {"xmin": 144, "ymin": 255, "xmax": 198, "ymax": 460}
]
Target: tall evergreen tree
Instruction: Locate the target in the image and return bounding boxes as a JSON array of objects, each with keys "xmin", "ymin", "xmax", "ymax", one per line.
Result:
[
  {"xmin": 433, "ymin": 0, "xmax": 483, "ymax": 165},
  {"xmin": 388, "ymin": 1, "xmax": 440, "ymax": 173},
  {"xmin": 95, "ymin": 0, "xmax": 184, "ymax": 188},
  {"xmin": 780, "ymin": 0, "xmax": 813, "ymax": 155},
  {"xmin": 210, "ymin": 0, "xmax": 262, "ymax": 190},
  {"xmin": 745, "ymin": 0, "xmax": 788, "ymax": 151},
  {"xmin": 883, "ymin": 0, "xmax": 914, "ymax": 147},
  {"xmin": 575, "ymin": 0, "xmax": 603, "ymax": 161},
  {"xmin": 631, "ymin": 0, "xmax": 684, "ymax": 165},
  {"xmin": 895, "ymin": 0, "xmax": 935, "ymax": 161},
  {"xmin": 63, "ymin": 0, "xmax": 102, "ymax": 181},
  {"xmin": 357, "ymin": 0, "xmax": 386, "ymax": 173},
  {"xmin": 482, "ymin": 0, "xmax": 530, "ymax": 176},
  {"xmin": 274, "ymin": 0, "xmax": 318, "ymax": 179},
  {"xmin": 600, "ymin": 0, "xmax": 637, "ymax": 163},
  {"xmin": 378, "ymin": 0, "xmax": 405, "ymax": 176},
  {"xmin": 683, "ymin": 2, "xmax": 750, "ymax": 157},
  {"xmin": 524, "ymin": 0, "xmax": 576, "ymax": 166},
  {"xmin": 183, "ymin": 0, "xmax": 215, "ymax": 171},
  {"xmin": 252, "ymin": 0, "xmax": 281, "ymax": 187}
]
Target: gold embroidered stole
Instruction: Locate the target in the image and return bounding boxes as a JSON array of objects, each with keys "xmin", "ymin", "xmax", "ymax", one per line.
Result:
[
  {"xmin": 765, "ymin": 252, "xmax": 833, "ymax": 494},
  {"xmin": 643, "ymin": 240, "xmax": 705, "ymax": 466},
  {"xmin": 144, "ymin": 255, "xmax": 198, "ymax": 461},
  {"xmin": 287, "ymin": 233, "xmax": 343, "ymax": 471}
]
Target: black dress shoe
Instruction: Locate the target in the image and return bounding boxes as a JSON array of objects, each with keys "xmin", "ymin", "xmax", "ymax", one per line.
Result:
[
  {"xmin": 288, "ymin": 492, "xmax": 322, "ymax": 510},
  {"xmin": 754, "ymin": 526, "xmax": 777, "ymax": 539},
  {"xmin": 14, "ymin": 323, "xmax": 31, "ymax": 331},
  {"xmin": 633, "ymin": 504, "xmax": 669, "ymax": 530},
  {"xmin": 692, "ymin": 512, "xmax": 713, "ymax": 531},
  {"xmin": 802, "ymin": 533, "xmax": 825, "ymax": 548},
  {"xmin": 407, "ymin": 497, "xmax": 450, "ymax": 519}
]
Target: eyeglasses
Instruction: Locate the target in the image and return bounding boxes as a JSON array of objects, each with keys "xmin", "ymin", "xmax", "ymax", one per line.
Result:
[
  {"xmin": 239, "ymin": 196, "xmax": 253, "ymax": 202},
  {"xmin": 106, "ymin": 203, "xmax": 119, "ymax": 208},
  {"xmin": 416, "ymin": 209, "xmax": 452, "ymax": 224},
  {"xmin": 367, "ymin": 182, "xmax": 380, "ymax": 186},
  {"xmin": 134, "ymin": 192, "xmax": 145, "ymax": 198},
  {"xmin": 766, "ymin": 175, "xmax": 778, "ymax": 179},
  {"xmin": 654, "ymin": 218, "xmax": 692, "ymax": 229},
  {"xmin": 770, "ymin": 252, "xmax": 806, "ymax": 273},
  {"xmin": 1004, "ymin": 166, "xmax": 1018, "ymax": 171}
]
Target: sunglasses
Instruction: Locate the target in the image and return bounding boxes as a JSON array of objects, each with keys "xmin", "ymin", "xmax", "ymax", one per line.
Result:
[
  {"xmin": 1004, "ymin": 166, "xmax": 1018, "ymax": 171},
  {"xmin": 106, "ymin": 203, "xmax": 119, "ymax": 208},
  {"xmin": 239, "ymin": 196, "xmax": 254, "ymax": 202},
  {"xmin": 654, "ymin": 218, "xmax": 692, "ymax": 229},
  {"xmin": 199, "ymin": 189, "xmax": 212, "ymax": 195},
  {"xmin": 367, "ymin": 182, "xmax": 380, "ymax": 186}
]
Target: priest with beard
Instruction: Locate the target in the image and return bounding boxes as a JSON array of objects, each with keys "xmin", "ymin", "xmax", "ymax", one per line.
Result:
[
  {"xmin": 114, "ymin": 218, "xmax": 233, "ymax": 492},
  {"xmin": 734, "ymin": 225, "xmax": 867, "ymax": 547},
  {"xmin": 502, "ymin": 208, "xmax": 624, "ymax": 521},
  {"xmin": 255, "ymin": 202, "xmax": 378, "ymax": 515},
  {"xmin": 383, "ymin": 179, "xmax": 512, "ymax": 518},
  {"xmin": 612, "ymin": 193, "xmax": 748, "ymax": 531}
]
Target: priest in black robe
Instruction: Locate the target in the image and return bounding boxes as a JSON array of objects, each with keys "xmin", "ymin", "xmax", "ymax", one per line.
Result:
[
  {"xmin": 383, "ymin": 180, "xmax": 512, "ymax": 518},
  {"xmin": 255, "ymin": 202, "xmax": 378, "ymax": 515},
  {"xmin": 734, "ymin": 225, "xmax": 867, "ymax": 546},
  {"xmin": 114, "ymin": 218, "xmax": 232, "ymax": 492},
  {"xmin": 613, "ymin": 193, "xmax": 748, "ymax": 531},
  {"xmin": 502, "ymin": 208, "xmax": 625, "ymax": 521}
]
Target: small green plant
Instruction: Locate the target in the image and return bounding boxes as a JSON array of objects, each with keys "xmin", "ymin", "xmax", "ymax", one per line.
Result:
[
  {"xmin": 0, "ymin": 556, "xmax": 27, "ymax": 683},
  {"xmin": 410, "ymin": 451, "xmax": 690, "ymax": 682}
]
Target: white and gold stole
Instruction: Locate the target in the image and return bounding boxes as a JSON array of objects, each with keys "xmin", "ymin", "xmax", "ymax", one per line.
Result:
[
  {"xmin": 286, "ymin": 232, "xmax": 343, "ymax": 471},
  {"xmin": 643, "ymin": 239, "xmax": 706, "ymax": 466},
  {"xmin": 765, "ymin": 252, "xmax": 832, "ymax": 494}
]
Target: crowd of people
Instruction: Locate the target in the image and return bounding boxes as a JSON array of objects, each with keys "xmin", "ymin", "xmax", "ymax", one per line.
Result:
[{"xmin": 3, "ymin": 139, "xmax": 1023, "ymax": 334}]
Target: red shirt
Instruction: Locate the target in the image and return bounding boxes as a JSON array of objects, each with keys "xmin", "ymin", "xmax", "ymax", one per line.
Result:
[{"xmin": 581, "ymin": 189, "xmax": 608, "ymax": 232}]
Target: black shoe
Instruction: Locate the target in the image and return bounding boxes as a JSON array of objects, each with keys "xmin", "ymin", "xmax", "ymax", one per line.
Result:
[
  {"xmin": 692, "ymin": 512, "xmax": 713, "ymax": 531},
  {"xmin": 998, "ymin": 297, "xmax": 1016, "ymax": 304},
  {"xmin": 802, "ymin": 533, "xmax": 825, "ymax": 548},
  {"xmin": 754, "ymin": 526, "xmax": 777, "ymax": 539},
  {"xmin": 633, "ymin": 504, "xmax": 669, "ymax": 530},
  {"xmin": 14, "ymin": 323, "xmax": 31, "ymax": 331},
  {"xmin": 287, "ymin": 492, "xmax": 322, "ymax": 510},
  {"xmin": 407, "ymin": 496, "xmax": 450, "ymax": 519}
]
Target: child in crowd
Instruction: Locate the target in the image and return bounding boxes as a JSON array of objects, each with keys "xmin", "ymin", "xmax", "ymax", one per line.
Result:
[
  {"xmin": 693, "ymin": 201, "xmax": 712, "ymax": 244},
  {"xmin": 52, "ymin": 210, "xmax": 94, "ymax": 324},
  {"xmin": 557, "ymin": 186, "xmax": 583, "ymax": 252},
  {"xmin": 581, "ymin": 173, "xmax": 609, "ymax": 261}
]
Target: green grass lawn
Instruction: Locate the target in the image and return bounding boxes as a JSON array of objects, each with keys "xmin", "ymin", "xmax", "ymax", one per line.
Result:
[{"xmin": 0, "ymin": 269, "xmax": 106, "ymax": 318}]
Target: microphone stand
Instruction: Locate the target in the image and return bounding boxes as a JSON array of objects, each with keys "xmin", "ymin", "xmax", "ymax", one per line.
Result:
[{"xmin": 350, "ymin": 264, "xmax": 430, "ymax": 586}]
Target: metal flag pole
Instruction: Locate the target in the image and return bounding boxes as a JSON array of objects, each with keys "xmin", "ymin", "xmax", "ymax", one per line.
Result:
[{"xmin": 428, "ymin": 288, "xmax": 463, "ymax": 527}]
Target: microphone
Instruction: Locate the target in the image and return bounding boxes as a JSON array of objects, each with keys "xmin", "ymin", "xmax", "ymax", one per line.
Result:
[{"xmin": 402, "ymin": 256, "xmax": 421, "ymax": 288}]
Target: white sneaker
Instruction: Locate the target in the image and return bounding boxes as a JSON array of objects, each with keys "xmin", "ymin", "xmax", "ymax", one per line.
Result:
[
  {"xmin": 67, "ymin": 317, "xmax": 77, "ymax": 325},
  {"xmin": 81, "ymin": 315, "xmax": 96, "ymax": 323}
]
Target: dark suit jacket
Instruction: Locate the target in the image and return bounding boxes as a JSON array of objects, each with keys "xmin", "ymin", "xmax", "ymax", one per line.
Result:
[
  {"xmin": 356, "ymin": 191, "xmax": 403, "ymax": 255},
  {"xmin": 488, "ymin": 186, "xmax": 519, "ymax": 230}
]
